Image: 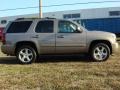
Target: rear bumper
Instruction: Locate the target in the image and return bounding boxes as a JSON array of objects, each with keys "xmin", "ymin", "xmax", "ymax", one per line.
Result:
[
  {"xmin": 111, "ymin": 42, "xmax": 119, "ymax": 54},
  {"xmin": 1, "ymin": 45, "xmax": 15, "ymax": 56}
]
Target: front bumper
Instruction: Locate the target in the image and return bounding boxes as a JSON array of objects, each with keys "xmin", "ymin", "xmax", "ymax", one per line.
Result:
[{"xmin": 111, "ymin": 42, "xmax": 119, "ymax": 54}]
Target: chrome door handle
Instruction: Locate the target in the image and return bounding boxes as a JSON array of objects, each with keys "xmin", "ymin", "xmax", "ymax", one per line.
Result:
[
  {"xmin": 31, "ymin": 35, "xmax": 39, "ymax": 38},
  {"xmin": 57, "ymin": 35, "xmax": 64, "ymax": 38}
]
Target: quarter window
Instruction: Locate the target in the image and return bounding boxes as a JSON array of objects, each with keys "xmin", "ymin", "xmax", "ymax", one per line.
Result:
[
  {"xmin": 35, "ymin": 21, "xmax": 53, "ymax": 33},
  {"xmin": 7, "ymin": 21, "xmax": 32, "ymax": 33}
]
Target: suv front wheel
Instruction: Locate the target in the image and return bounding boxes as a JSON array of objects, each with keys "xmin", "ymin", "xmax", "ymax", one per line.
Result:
[
  {"xmin": 91, "ymin": 43, "xmax": 110, "ymax": 62},
  {"xmin": 16, "ymin": 45, "xmax": 37, "ymax": 64}
]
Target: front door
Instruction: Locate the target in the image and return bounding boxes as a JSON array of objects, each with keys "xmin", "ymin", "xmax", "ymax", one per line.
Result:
[{"xmin": 56, "ymin": 20, "xmax": 86, "ymax": 54}]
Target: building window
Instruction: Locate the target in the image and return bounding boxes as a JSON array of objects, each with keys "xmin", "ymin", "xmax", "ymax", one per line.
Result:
[
  {"xmin": 63, "ymin": 13, "xmax": 80, "ymax": 19},
  {"xmin": 1, "ymin": 20, "xmax": 7, "ymax": 24},
  {"xmin": 109, "ymin": 11, "xmax": 120, "ymax": 16},
  {"xmin": 72, "ymin": 13, "xmax": 80, "ymax": 18},
  {"xmin": 63, "ymin": 14, "xmax": 72, "ymax": 19}
]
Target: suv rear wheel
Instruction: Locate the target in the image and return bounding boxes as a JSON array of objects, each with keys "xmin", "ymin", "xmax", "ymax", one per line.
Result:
[
  {"xmin": 91, "ymin": 43, "xmax": 110, "ymax": 62},
  {"xmin": 16, "ymin": 45, "xmax": 37, "ymax": 64}
]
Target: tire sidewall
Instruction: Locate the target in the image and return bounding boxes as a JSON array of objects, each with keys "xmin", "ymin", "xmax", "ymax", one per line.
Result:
[
  {"xmin": 91, "ymin": 43, "xmax": 110, "ymax": 62},
  {"xmin": 16, "ymin": 46, "xmax": 37, "ymax": 64}
]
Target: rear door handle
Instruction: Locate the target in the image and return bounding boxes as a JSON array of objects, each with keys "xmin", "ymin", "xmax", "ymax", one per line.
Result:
[{"xmin": 57, "ymin": 35, "xmax": 64, "ymax": 38}]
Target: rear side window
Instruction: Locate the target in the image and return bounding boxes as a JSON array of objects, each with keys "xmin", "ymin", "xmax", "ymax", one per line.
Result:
[
  {"xmin": 35, "ymin": 21, "xmax": 53, "ymax": 33},
  {"xmin": 7, "ymin": 21, "xmax": 32, "ymax": 33}
]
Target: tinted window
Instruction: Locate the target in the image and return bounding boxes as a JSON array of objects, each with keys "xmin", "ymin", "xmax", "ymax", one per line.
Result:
[
  {"xmin": 59, "ymin": 21, "xmax": 78, "ymax": 33},
  {"xmin": 7, "ymin": 21, "xmax": 32, "ymax": 33},
  {"xmin": 35, "ymin": 21, "xmax": 53, "ymax": 33}
]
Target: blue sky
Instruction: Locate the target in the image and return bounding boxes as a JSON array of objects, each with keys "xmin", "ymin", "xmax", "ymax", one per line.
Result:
[{"xmin": 0, "ymin": 0, "xmax": 120, "ymax": 17}]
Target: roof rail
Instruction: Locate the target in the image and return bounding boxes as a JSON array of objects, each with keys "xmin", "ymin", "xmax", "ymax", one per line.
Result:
[
  {"xmin": 15, "ymin": 17, "xmax": 39, "ymax": 20},
  {"xmin": 15, "ymin": 18, "xmax": 25, "ymax": 20},
  {"xmin": 15, "ymin": 17, "xmax": 56, "ymax": 21},
  {"xmin": 44, "ymin": 17, "xmax": 56, "ymax": 19}
]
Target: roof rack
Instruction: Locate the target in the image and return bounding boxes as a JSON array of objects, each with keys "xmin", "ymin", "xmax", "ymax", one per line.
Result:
[
  {"xmin": 15, "ymin": 17, "xmax": 56, "ymax": 21},
  {"xmin": 15, "ymin": 18, "xmax": 26, "ymax": 20},
  {"xmin": 44, "ymin": 17, "xmax": 56, "ymax": 19}
]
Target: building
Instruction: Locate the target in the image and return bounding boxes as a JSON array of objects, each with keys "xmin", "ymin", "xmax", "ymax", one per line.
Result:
[{"xmin": 0, "ymin": 7, "xmax": 120, "ymax": 36}]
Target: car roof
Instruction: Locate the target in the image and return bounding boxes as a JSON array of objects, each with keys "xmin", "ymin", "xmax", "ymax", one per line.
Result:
[
  {"xmin": 14, "ymin": 17, "xmax": 56, "ymax": 21},
  {"xmin": 13, "ymin": 17, "xmax": 74, "ymax": 22}
]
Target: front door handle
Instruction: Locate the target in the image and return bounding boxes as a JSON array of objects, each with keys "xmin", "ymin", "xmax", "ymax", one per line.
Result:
[
  {"xmin": 31, "ymin": 35, "xmax": 39, "ymax": 38},
  {"xmin": 57, "ymin": 35, "xmax": 64, "ymax": 38}
]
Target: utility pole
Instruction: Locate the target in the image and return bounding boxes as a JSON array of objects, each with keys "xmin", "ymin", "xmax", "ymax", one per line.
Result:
[{"xmin": 39, "ymin": 0, "xmax": 42, "ymax": 18}]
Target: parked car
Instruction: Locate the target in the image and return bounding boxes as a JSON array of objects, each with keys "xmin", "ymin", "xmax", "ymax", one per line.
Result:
[
  {"xmin": 0, "ymin": 27, "xmax": 4, "ymax": 40},
  {"xmin": 1, "ymin": 18, "xmax": 119, "ymax": 64}
]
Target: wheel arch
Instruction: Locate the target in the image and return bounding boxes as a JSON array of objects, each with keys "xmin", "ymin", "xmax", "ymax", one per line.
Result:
[
  {"xmin": 15, "ymin": 41, "xmax": 38, "ymax": 55},
  {"xmin": 89, "ymin": 40, "xmax": 112, "ymax": 54}
]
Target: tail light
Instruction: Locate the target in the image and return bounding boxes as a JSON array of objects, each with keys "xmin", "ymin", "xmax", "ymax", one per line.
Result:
[{"xmin": 1, "ymin": 33, "xmax": 6, "ymax": 44}]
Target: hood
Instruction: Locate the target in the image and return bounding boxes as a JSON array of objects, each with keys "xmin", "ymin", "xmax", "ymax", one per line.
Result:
[
  {"xmin": 88, "ymin": 30, "xmax": 116, "ymax": 36},
  {"xmin": 87, "ymin": 30, "xmax": 116, "ymax": 40}
]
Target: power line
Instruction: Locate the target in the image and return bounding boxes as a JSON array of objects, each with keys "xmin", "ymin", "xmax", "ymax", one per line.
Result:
[
  {"xmin": 0, "ymin": 0, "xmax": 120, "ymax": 12},
  {"xmin": 0, "ymin": 6, "xmax": 38, "ymax": 12}
]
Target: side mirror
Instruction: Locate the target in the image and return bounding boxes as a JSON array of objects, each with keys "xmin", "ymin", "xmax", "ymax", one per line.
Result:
[{"xmin": 77, "ymin": 27, "xmax": 83, "ymax": 33}]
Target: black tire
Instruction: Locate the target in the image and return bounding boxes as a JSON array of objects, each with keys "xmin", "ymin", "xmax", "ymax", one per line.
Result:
[
  {"xmin": 16, "ymin": 45, "xmax": 37, "ymax": 64},
  {"xmin": 90, "ymin": 43, "xmax": 110, "ymax": 62}
]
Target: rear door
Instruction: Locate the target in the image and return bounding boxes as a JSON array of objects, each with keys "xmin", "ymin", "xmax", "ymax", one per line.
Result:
[
  {"xmin": 35, "ymin": 20, "xmax": 56, "ymax": 54},
  {"xmin": 56, "ymin": 20, "xmax": 86, "ymax": 54}
]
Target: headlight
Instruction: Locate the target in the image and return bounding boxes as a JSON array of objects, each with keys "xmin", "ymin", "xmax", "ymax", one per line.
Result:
[{"xmin": 111, "ymin": 34, "xmax": 117, "ymax": 42}]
